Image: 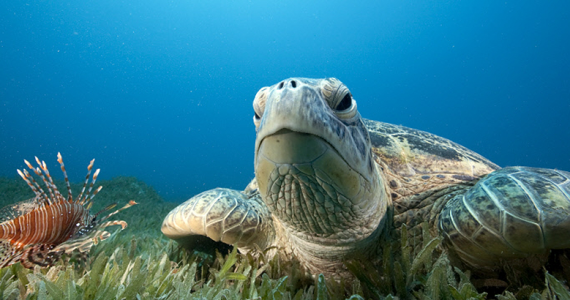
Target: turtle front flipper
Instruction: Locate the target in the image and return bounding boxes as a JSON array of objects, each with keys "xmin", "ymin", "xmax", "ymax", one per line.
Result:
[
  {"xmin": 161, "ymin": 188, "xmax": 275, "ymax": 252},
  {"xmin": 439, "ymin": 166, "xmax": 570, "ymax": 268}
]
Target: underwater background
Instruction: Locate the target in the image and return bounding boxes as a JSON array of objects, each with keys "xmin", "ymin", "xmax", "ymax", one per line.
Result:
[{"xmin": 1, "ymin": 1, "xmax": 569, "ymax": 203}]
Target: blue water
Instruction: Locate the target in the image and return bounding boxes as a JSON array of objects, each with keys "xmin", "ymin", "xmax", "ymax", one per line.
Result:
[{"xmin": 1, "ymin": 1, "xmax": 569, "ymax": 202}]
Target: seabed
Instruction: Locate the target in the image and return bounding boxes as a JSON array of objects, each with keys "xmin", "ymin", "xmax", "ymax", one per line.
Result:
[{"xmin": 0, "ymin": 176, "xmax": 568, "ymax": 300}]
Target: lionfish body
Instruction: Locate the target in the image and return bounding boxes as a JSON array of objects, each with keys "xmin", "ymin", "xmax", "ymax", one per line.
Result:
[
  {"xmin": 0, "ymin": 202, "xmax": 89, "ymax": 248},
  {"xmin": 0, "ymin": 153, "xmax": 136, "ymax": 269}
]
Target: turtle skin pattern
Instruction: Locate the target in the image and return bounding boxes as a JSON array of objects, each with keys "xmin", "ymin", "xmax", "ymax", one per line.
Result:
[
  {"xmin": 440, "ymin": 166, "xmax": 570, "ymax": 268},
  {"xmin": 161, "ymin": 188, "xmax": 274, "ymax": 250}
]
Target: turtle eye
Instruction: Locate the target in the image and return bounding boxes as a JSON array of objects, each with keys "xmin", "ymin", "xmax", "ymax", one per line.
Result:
[
  {"xmin": 253, "ymin": 86, "xmax": 268, "ymax": 127},
  {"xmin": 336, "ymin": 93, "xmax": 352, "ymax": 111},
  {"xmin": 253, "ymin": 110, "xmax": 262, "ymax": 128}
]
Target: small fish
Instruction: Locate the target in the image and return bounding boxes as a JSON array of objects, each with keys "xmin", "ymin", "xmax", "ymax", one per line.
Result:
[{"xmin": 0, "ymin": 153, "xmax": 136, "ymax": 269}]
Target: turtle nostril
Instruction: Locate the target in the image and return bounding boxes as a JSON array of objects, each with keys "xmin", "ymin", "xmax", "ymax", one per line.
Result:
[
  {"xmin": 291, "ymin": 80, "xmax": 297, "ymax": 88},
  {"xmin": 278, "ymin": 81, "xmax": 284, "ymax": 89}
]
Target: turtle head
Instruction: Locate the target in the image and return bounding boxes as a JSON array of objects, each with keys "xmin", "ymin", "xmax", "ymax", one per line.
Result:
[{"xmin": 253, "ymin": 78, "xmax": 389, "ymax": 246}]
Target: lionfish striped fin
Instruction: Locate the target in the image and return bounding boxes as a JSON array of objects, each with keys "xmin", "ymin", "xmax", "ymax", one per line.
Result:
[
  {"xmin": 25, "ymin": 159, "xmax": 56, "ymax": 205},
  {"xmin": 3, "ymin": 242, "xmax": 70, "ymax": 269},
  {"xmin": 80, "ymin": 169, "xmax": 101, "ymax": 206},
  {"xmin": 89, "ymin": 200, "xmax": 137, "ymax": 226},
  {"xmin": 36, "ymin": 157, "xmax": 65, "ymax": 203},
  {"xmin": 100, "ymin": 200, "xmax": 137, "ymax": 222},
  {"xmin": 17, "ymin": 168, "xmax": 52, "ymax": 207},
  {"xmin": 55, "ymin": 230, "xmax": 110, "ymax": 251},
  {"xmin": 19, "ymin": 244, "xmax": 59, "ymax": 268},
  {"xmin": 57, "ymin": 152, "xmax": 73, "ymax": 202},
  {"xmin": 94, "ymin": 203, "xmax": 118, "ymax": 217},
  {"xmin": 76, "ymin": 159, "xmax": 95, "ymax": 204},
  {"xmin": 16, "ymin": 169, "xmax": 46, "ymax": 201},
  {"xmin": 31, "ymin": 158, "xmax": 57, "ymax": 203},
  {"xmin": 99, "ymin": 220, "xmax": 128, "ymax": 230},
  {"xmin": 83, "ymin": 186, "xmax": 102, "ymax": 208},
  {"xmin": 0, "ymin": 240, "xmax": 55, "ymax": 269}
]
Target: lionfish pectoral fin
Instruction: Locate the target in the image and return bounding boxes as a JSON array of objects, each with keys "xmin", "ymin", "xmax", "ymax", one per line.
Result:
[
  {"xmin": 92, "ymin": 231, "xmax": 111, "ymax": 245},
  {"xmin": 99, "ymin": 200, "xmax": 137, "ymax": 222},
  {"xmin": 0, "ymin": 241, "xmax": 59, "ymax": 269},
  {"xmin": 20, "ymin": 244, "xmax": 60, "ymax": 268},
  {"xmin": 53, "ymin": 234, "xmax": 98, "ymax": 255},
  {"xmin": 100, "ymin": 220, "xmax": 128, "ymax": 230},
  {"xmin": 95, "ymin": 203, "xmax": 118, "ymax": 216},
  {"xmin": 0, "ymin": 240, "xmax": 24, "ymax": 269}
]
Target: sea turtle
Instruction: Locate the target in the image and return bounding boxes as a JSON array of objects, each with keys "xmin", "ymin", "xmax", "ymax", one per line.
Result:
[{"xmin": 161, "ymin": 78, "xmax": 570, "ymax": 279}]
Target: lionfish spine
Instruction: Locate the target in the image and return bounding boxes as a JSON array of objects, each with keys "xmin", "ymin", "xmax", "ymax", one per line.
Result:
[
  {"xmin": 36, "ymin": 157, "xmax": 65, "ymax": 203},
  {"xmin": 100, "ymin": 200, "xmax": 137, "ymax": 222},
  {"xmin": 76, "ymin": 159, "xmax": 95, "ymax": 204},
  {"xmin": 80, "ymin": 168, "xmax": 100, "ymax": 205},
  {"xmin": 17, "ymin": 168, "xmax": 50, "ymax": 206},
  {"xmin": 23, "ymin": 160, "xmax": 50, "ymax": 201},
  {"xmin": 25, "ymin": 159, "xmax": 56, "ymax": 205},
  {"xmin": 57, "ymin": 152, "xmax": 73, "ymax": 202},
  {"xmin": 83, "ymin": 185, "xmax": 102, "ymax": 207},
  {"xmin": 82, "ymin": 169, "xmax": 101, "ymax": 205},
  {"xmin": 17, "ymin": 169, "xmax": 43, "ymax": 200}
]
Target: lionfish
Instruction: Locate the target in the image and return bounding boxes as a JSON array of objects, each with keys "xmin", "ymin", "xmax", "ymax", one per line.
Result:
[{"xmin": 0, "ymin": 153, "xmax": 136, "ymax": 269}]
